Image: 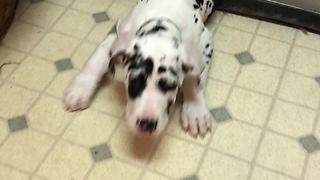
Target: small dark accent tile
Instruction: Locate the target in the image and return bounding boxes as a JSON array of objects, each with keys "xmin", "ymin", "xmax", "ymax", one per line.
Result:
[
  {"xmin": 90, "ymin": 143, "xmax": 112, "ymax": 162},
  {"xmin": 30, "ymin": 0, "xmax": 44, "ymax": 4},
  {"xmin": 182, "ymin": 174, "xmax": 199, "ymax": 180},
  {"xmin": 55, "ymin": 58, "xmax": 74, "ymax": 72},
  {"xmin": 315, "ymin": 76, "xmax": 320, "ymax": 86},
  {"xmin": 299, "ymin": 135, "xmax": 320, "ymax": 153},
  {"xmin": 8, "ymin": 116, "xmax": 28, "ymax": 132},
  {"xmin": 235, "ymin": 51, "xmax": 255, "ymax": 65},
  {"xmin": 210, "ymin": 106, "xmax": 232, "ymax": 123},
  {"xmin": 93, "ymin": 12, "xmax": 109, "ymax": 23}
]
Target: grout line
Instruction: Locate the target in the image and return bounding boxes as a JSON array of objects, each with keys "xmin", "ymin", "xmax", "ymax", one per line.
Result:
[
  {"xmin": 255, "ymin": 164, "xmax": 300, "ymax": 180},
  {"xmin": 246, "ymin": 30, "xmax": 299, "ymax": 180},
  {"xmin": 0, "ymin": 161, "xmax": 31, "ymax": 176}
]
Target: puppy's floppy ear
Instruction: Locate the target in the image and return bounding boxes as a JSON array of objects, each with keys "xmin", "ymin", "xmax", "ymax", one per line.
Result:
[{"xmin": 108, "ymin": 51, "xmax": 128, "ymax": 75}]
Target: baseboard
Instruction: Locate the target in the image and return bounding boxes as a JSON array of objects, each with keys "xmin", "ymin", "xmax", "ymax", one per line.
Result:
[{"xmin": 215, "ymin": 0, "xmax": 320, "ymax": 34}]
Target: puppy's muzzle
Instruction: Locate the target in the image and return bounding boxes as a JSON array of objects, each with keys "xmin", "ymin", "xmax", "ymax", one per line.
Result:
[{"xmin": 136, "ymin": 119, "xmax": 158, "ymax": 134}]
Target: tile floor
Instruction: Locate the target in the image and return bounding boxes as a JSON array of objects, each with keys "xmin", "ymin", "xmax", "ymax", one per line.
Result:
[{"xmin": 0, "ymin": 0, "xmax": 320, "ymax": 179}]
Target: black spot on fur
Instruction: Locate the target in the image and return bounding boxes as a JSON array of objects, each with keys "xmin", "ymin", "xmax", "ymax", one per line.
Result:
[
  {"xmin": 182, "ymin": 64, "xmax": 194, "ymax": 74},
  {"xmin": 193, "ymin": 4, "xmax": 200, "ymax": 9},
  {"xmin": 195, "ymin": 0, "xmax": 204, "ymax": 6},
  {"xmin": 205, "ymin": 43, "xmax": 210, "ymax": 49},
  {"xmin": 207, "ymin": 49, "xmax": 213, "ymax": 58},
  {"xmin": 158, "ymin": 78, "xmax": 178, "ymax": 93},
  {"xmin": 195, "ymin": 18, "xmax": 198, "ymax": 23},
  {"xmin": 128, "ymin": 74, "xmax": 147, "ymax": 99},
  {"xmin": 137, "ymin": 20, "xmax": 168, "ymax": 37},
  {"xmin": 169, "ymin": 67, "xmax": 177, "ymax": 76},
  {"xmin": 158, "ymin": 66, "xmax": 166, "ymax": 74}
]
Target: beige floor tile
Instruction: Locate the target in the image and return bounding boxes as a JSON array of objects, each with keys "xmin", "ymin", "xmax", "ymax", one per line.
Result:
[
  {"xmin": 87, "ymin": 159, "xmax": 141, "ymax": 180},
  {"xmin": 251, "ymin": 167, "xmax": 294, "ymax": 180},
  {"xmin": 149, "ymin": 135, "xmax": 204, "ymax": 178},
  {"xmin": 0, "ymin": 130, "xmax": 54, "ymax": 172},
  {"xmin": 15, "ymin": 0, "xmax": 30, "ymax": 18},
  {"xmin": 221, "ymin": 13, "xmax": 259, "ymax": 33},
  {"xmin": 72, "ymin": 0, "xmax": 112, "ymax": 13},
  {"xmin": 268, "ymin": 100, "xmax": 316, "ymax": 137},
  {"xmin": 32, "ymin": 32, "xmax": 80, "ymax": 61},
  {"xmin": 0, "ymin": 83, "xmax": 39, "ymax": 118},
  {"xmin": 0, "ymin": 120, "xmax": 9, "ymax": 144},
  {"xmin": 258, "ymin": 22, "xmax": 296, "ymax": 43},
  {"xmin": 256, "ymin": 132, "xmax": 306, "ymax": 178},
  {"xmin": 110, "ymin": 122, "xmax": 158, "ymax": 165},
  {"xmin": 205, "ymin": 79, "xmax": 231, "ymax": 109},
  {"xmin": 227, "ymin": 87, "xmax": 272, "ymax": 126},
  {"xmin": 0, "ymin": 46, "xmax": 25, "ymax": 79},
  {"xmin": 209, "ymin": 51, "xmax": 240, "ymax": 83},
  {"xmin": 91, "ymin": 80, "xmax": 126, "ymax": 117},
  {"xmin": 63, "ymin": 109, "xmax": 119, "ymax": 146},
  {"xmin": 141, "ymin": 171, "xmax": 169, "ymax": 180},
  {"xmin": 71, "ymin": 42, "xmax": 96, "ymax": 69},
  {"xmin": 278, "ymin": 72, "xmax": 320, "ymax": 109},
  {"xmin": 165, "ymin": 106, "xmax": 211, "ymax": 145},
  {"xmin": 9, "ymin": 56, "xmax": 56, "ymax": 91},
  {"xmin": 3, "ymin": 22, "xmax": 46, "ymax": 52},
  {"xmin": 46, "ymin": 69, "xmax": 79, "ymax": 98},
  {"xmin": 37, "ymin": 141, "xmax": 92, "ymax": 180},
  {"xmin": 287, "ymin": 46, "xmax": 320, "ymax": 77},
  {"xmin": 305, "ymin": 151, "xmax": 320, "ymax": 180},
  {"xmin": 46, "ymin": 0, "xmax": 73, "ymax": 6},
  {"xmin": 20, "ymin": 2, "xmax": 65, "ymax": 28},
  {"xmin": 31, "ymin": 176, "xmax": 46, "ymax": 180},
  {"xmin": 296, "ymin": 31, "xmax": 320, "ymax": 51},
  {"xmin": 198, "ymin": 150, "xmax": 250, "ymax": 180},
  {"xmin": 317, "ymin": 116, "xmax": 320, "ymax": 139},
  {"xmin": 108, "ymin": 0, "xmax": 135, "ymax": 20},
  {"xmin": 214, "ymin": 26, "xmax": 253, "ymax": 54},
  {"xmin": 250, "ymin": 36, "xmax": 290, "ymax": 67},
  {"xmin": 87, "ymin": 21, "xmax": 115, "ymax": 43},
  {"xmin": 210, "ymin": 121, "xmax": 261, "ymax": 161},
  {"xmin": 27, "ymin": 95, "xmax": 74, "ymax": 136},
  {"xmin": 237, "ymin": 63, "xmax": 282, "ymax": 95},
  {"xmin": 53, "ymin": 10, "xmax": 95, "ymax": 38},
  {"xmin": 0, "ymin": 165, "xmax": 29, "ymax": 180}
]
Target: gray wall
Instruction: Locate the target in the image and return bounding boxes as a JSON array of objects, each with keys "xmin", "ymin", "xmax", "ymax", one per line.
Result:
[{"xmin": 273, "ymin": 0, "xmax": 320, "ymax": 13}]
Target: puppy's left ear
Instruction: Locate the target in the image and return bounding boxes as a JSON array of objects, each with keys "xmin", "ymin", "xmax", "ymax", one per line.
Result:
[{"xmin": 108, "ymin": 51, "xmax": 128, "ymax": 75}]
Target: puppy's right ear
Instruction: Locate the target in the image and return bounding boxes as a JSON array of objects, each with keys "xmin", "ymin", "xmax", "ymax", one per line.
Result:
[{"xmin": 108, "ymin": 51, "xmax": 128, "ymax": 75}]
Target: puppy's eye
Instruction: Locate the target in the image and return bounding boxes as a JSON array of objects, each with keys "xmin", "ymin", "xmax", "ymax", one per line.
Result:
[{"xmin": 158, "ymin": 78, "xmax": 177, "ymax": 93}]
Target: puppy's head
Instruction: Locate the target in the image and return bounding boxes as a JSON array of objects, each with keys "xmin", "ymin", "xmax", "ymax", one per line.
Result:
[
  {"xmin": 111, "ymin": 35, "xmax": 196, "ymax": 136},
  {"xmin": 110, "ymin": 18, "xmax": 203, "ymax": 136}
]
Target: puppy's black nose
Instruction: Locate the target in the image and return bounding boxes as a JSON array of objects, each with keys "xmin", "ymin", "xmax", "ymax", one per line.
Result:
[{"xmin": 137, "ymin": 119, "xmax": 158, "ymax": 133}]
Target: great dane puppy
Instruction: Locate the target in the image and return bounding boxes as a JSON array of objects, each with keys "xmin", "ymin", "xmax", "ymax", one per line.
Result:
[{"xmin": 64, "ymin": 0, "xmax": 215, "ymax": 137}]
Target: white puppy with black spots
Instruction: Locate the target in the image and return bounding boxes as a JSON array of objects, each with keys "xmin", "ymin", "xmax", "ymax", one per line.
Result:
[{"xmin": 64, "ymin": 0, "xmax": 215, "ymax": 137}]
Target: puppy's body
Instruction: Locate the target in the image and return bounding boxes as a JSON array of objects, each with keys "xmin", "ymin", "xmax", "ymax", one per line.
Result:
[{"xmin": 64, "ymin": 0, "xmax": 215, "ymax": 137}]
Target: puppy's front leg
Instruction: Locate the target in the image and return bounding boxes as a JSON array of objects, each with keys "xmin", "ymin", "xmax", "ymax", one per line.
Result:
[
  {"xmin": 181, "ymin": 69, "xmax": 211, "ymax": 137},
  {"xmin": 64, "ymin": 33, "xmax": 117, "ymax": 111}
]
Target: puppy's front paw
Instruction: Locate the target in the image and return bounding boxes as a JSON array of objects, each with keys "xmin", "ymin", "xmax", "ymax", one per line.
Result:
[
  {"xmin": 64, "ymin": 74, "xmax": 97, "ymax": 111},
  {"xmin": 181, "ymin": 101, "xmax": 212, "ymax": 138}
]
